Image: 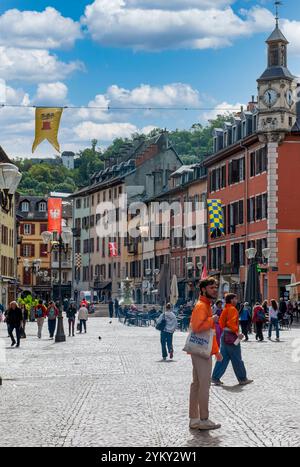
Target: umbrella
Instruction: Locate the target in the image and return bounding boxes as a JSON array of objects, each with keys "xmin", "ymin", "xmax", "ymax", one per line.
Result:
[
  {"xmin": 170, "ymin": 275, "xmax": 179, "ymax": 306},
  {"xmin": 288, "ymin": 274, "xmax": 298, "ymax": 302},
  {"xmin": 244, "ymin": 262, "xmax": 262, "ymax": 307}
]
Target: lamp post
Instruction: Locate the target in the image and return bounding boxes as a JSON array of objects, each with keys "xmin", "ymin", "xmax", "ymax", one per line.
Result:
[
  {"xmin": 24, "ymin": 258, "xmax": 42, "ymax": 294},
  {"xmin": 0, "ymin": 163, "xmax": 22, "ymax": 214},
  {"xmin": 245, "ymin": 248, "xmax": 262, "ymax": 307},
  {"xmin": 41, "ymin": 228, "xmax": 73, "ymax": 343}
]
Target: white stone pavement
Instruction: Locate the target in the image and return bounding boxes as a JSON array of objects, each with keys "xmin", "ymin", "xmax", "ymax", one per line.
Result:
[{"xmin": 0, "ymin": 318, "xmax": 300, "ymax": 447}]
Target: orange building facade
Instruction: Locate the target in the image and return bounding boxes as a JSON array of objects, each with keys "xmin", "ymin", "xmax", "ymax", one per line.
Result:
[{"xmin": 204, "ymin": 21, "xmax": 300, "ymax": 302}]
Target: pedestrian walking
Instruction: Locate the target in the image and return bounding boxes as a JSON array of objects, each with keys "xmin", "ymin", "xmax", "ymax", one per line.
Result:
[
  {"xmin": 268, "ymin": 299, "xmax": 280, "ymax": 341},
  {"xmin": 78, "ymin": 304, "xmax": 88, "ymax": 333},
  {"xmin": 108, "ymin": 299, "xmax": 114, "ymax": 319},
  {"xmin": 20, "ymin": 304, "xmax": 28, "ymax": 338},
  {"xmin": 67, "ymin": 302, "xmax": 77, "ymax": 336},
  {"xmin": 156, "ymin": 303, "xmax": 177, "ymax": 361},
  {"xmin": 35, "ymin": 300, "xmax": 47, "ymax": 339},
  {"xmin": 252, "ymin": 302, "xmax": 266, "ymax": 342},
  {"xmin": 6, "ymin": 301, "xmax": 23, "ymax": 348},
  {"xmin": 279, "ymin": 298, "xmax": 287, "ymax": 322},
  {"xmin": 213, "ymin": 300, "xmax": 223, "ymax": 347},
  {"xmin": 114, "ymin": 298, "xmax": 119, "ymax": 318},
  {"xmin": 212, "ymin": 293, "xmax": 253, "ymax": 387},
  {"xmin": 46, "ymin": 301, "xmax": 59, "ymax": 339},
  {"xmin": 239, "ymin": 302, "xmax": 252, "ymax": 341},
  {"xmin": 189, "ymin": 278, "xmax": 222, "ymax": 431}
]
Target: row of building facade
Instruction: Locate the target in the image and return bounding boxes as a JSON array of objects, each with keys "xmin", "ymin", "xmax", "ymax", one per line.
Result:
[{"xmin": 1, "ymin": 21, "xmax": 300, "ymax": 307}]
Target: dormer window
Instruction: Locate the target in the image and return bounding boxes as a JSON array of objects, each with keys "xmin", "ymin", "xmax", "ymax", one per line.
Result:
[
  {"xmin": 242, "ymin": 120, "xmax": 247, "ymax": 138},
  {"xmin": 224, "ymin": 132, "xmax": 228, "ymax": 148},
  {"xmin": 232, "ymin": 126, "xmax": 237, "ymax": 143},
  {"xmin": 39, "ymin": 202, "xmax": 47, "ymax": 212},
  {"xmin": 21, "ymin": 201, "xmax": 29, "ymax": 212}
]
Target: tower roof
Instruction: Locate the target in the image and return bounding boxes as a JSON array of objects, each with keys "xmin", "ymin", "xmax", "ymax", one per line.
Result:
[{"xmin": 266, "ymin": 25, "xmax": 288, "ymax": 44}]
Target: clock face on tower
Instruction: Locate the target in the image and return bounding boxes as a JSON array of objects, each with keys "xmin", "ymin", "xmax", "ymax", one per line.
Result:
[
  {"xmin": 263, "ymin": 89, "xmax": 278, "ymax": 107},
  {"xmin": 286, "ymin": 90, "xmax": 294, "ymax": 107}
]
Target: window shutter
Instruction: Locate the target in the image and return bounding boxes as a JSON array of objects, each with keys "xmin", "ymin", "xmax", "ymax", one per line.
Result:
[
  {"xmin": 239, "ymin": 200, "xmax": 244, "ymax": 225},
  {"xmin": 20, "ymin": 224, "xmax": 24, "ymax": 235},
  {"xmin": 297, "ymin": 239, "xmax": 300, "ymax": 264},
  {"xmin": 31, "ymin": 224, "xmax": 35, "ymax": 235},
  {"xmin": 31, "ymin": 244, "xmax": 35, "ymax": 257}
]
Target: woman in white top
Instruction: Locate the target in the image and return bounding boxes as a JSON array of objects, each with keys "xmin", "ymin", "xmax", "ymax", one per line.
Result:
[{"xmin": 268, "ymin": 299, "xmax": 280, "ymax": 341}]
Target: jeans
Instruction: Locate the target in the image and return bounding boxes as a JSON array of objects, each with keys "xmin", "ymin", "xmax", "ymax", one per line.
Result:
[
  {"xmin": 212, "ymin": 335, "xmax": 247, "ymax": 383},
  {"xmin": 48, "ymin": 319, "xmax": 57, "ymax": 338},
  {"xmin": 68, "ymin": 319, "xmax": 75, "ymax": 336},
  {"xmin": 255, "ymin": 322, "xmax": 264, "ymax": 341},
  {"xmin": 36, "ymin": 318, "xmax": 44, "ymax": 338},
  {"xmin": 240, "ymin": 321, "xmax": 249, "ymax": 340},
  {"xmin": 79, "ymin": 320, "xmax": 87, "ymax": 333},
  {"xmin": 8, "ymin": 325, "xmax": 21, "ymax": 346},
  {"xmin": 268, "ymin": 318, "xmax": 280, "ymax": 339},
  {"xmin": 160, "ymin": 331, "xmax": 173, "ymax": 358}
]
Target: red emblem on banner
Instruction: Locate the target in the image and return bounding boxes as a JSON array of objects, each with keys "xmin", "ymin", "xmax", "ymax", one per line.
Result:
[
  {"xmin": 109, "ymin": 242, "xmax": 118, "ymax": 257},
  {"xmin": 48, "ymin": 198, "xmax": 62, "ymax": 234}
]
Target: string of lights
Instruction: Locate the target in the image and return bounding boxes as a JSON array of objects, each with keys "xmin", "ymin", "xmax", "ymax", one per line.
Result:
[{"xmin": 0, "ymin": 103, "xmax": 242, "ymax": 112}]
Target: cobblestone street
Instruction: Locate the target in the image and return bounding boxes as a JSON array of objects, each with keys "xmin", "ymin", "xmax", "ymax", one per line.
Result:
[{"xmin": 0, "ymin": 318, "xmax": 300, "ymax": 447}]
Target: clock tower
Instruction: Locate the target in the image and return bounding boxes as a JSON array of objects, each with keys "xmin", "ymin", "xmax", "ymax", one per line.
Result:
[{"xmin": 257, "ymin": 13, "xmax": 297, "ymax": 140}]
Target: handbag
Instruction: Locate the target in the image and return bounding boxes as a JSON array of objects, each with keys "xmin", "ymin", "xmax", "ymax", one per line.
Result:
[
  {"xmin": 156, "ymin": 313, "xmax": 166, "ymax": 332},
  {"xmin": 183, "ymin": 329, "xmax": 214, "ymax": 359},
  {"xmin": 224, "ymin": 330, "xmax": 238, "ymax": 345}
]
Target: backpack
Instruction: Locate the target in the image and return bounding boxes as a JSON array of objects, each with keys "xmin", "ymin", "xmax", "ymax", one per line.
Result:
[
  {"xmin": 48, "ymin": 307, "xmax": 56, "ymax": 319},
  {"xmin": 156, "ymin": 313, "xmax": 166, "ymax": 332},
  {"xmin": 257, "ymin": 309, "xmax": 265, "ymax": 322},
  {"xmin": 36, "ymin": 306, "xmax": 43, "ymax": 318}
]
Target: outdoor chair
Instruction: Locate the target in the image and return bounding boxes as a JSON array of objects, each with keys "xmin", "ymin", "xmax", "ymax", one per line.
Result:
[{"xmin": 137, "ymin": 312, "xmax": 150, "ymax": 327}]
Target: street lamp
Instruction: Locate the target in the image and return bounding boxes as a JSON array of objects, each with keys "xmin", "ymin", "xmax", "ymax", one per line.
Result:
[
  {"xmin": 245, "ymin": 248, "xmax": 261, "ymax": 307},
  {"xmin": 41, "ymin": 228, "xmax": 73, "ymax": 343},
  {"xmin": 0, "ymin": 163, "xmax": 22, "ymax": 213}
]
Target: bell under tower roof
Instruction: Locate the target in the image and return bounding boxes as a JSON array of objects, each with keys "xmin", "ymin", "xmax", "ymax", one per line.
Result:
[{"xmin": 258, "ymin": 3, "xmax": 294, "ymax": 82}]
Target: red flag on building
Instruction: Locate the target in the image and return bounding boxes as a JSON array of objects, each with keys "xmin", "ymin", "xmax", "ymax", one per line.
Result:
[
  {"xmin": 109, "ymin": 242, "xmax": 118, "ymax": 257},
  {"xmin": 201, "ymin": 263, "xmax": 208, "ymax": 280},
  {"xmin": 48, "ymin": 198, "xmax": 62, "ymax": 234}
]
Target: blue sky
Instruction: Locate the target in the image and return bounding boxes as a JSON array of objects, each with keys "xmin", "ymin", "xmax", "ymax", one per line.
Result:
[{"xmin": 0, "ymin": 0, "xmax": 300, "ymax": 158}]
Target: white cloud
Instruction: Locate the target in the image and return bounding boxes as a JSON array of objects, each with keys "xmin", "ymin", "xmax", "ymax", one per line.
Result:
[
  {"xmin": 0, "ymin": 7, "xmax": 82, "ymax": 50},
  {"xmin": 82, "ymin": 0, "xmax": 273, "ymax": 51},
  {"xmin": 35, "ymin": 82, "xmax": 69, "ymax": 105},
  {"xmin": 74, "ymin": 121, "xmax": 139, "ymax": 141},
  {"xmin": 107, "ymin": 83, "xmax": 201, "ymax": 106},
  {"xmin": 0, "ymin": 47, "xmax": 84, "ymax": 82},
  {"xmin": 281, "ymin": 20, "xmax": 300, "ymax": 55},
  {"xmin": 202, "ymin": 101, "xmax": 245, "ymax": 122},
  {"xmin": 127, "ymin": 1, "xmax": 234, "ymax": 9}
]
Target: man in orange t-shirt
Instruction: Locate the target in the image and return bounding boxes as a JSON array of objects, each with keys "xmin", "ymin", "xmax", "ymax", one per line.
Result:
[{"xmin": 189, "ymin": 278, "xmax": 222, "ymax": 431}]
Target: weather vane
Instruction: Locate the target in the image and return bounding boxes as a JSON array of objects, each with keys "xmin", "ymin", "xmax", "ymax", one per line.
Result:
[{"xmin": 275, "ymin": 1, "xmax": 283, "ymax": 27}]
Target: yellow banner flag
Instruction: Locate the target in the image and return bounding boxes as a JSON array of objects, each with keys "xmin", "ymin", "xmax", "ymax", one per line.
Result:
[{"xmin": 32, "ymin": 107, "xmax": 63, "ymax": 153}]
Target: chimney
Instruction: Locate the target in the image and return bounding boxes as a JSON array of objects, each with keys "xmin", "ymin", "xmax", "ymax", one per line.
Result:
[{"xmin": 247, "ymin": 95, "xmax": 257, "ymax": 112}]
